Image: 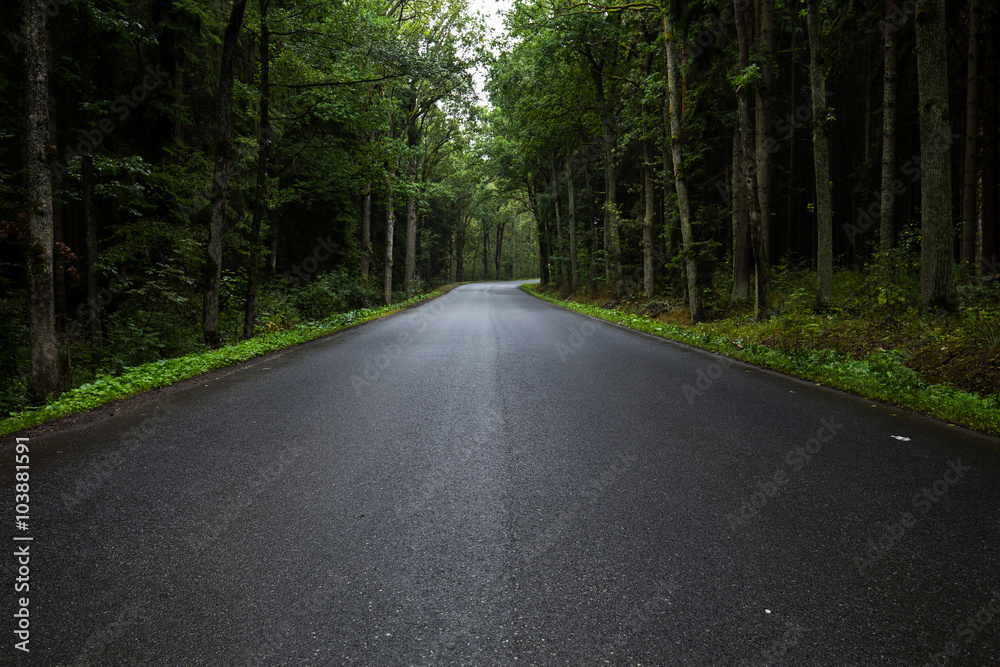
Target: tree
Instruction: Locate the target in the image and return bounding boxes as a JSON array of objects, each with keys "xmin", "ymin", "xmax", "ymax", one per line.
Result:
[
  {"xmin": 914, "ymin": 0, "xmax": 957, "ymax": 310},
  {"xmin": 808, "ymin": 0, "xmax": 833, "ymax": 309},
  {"xmin": 879, "ymin": 0, "xmax": 899, "ymax": 273},
  {"xmin": 203, "ymin": 0, "xmax": 249, "ymax": 347},
  {"xmin": 664, "ymin": 16, "xmax": 702, "ymax": 323},
  {"xmin": 22, "ymin": 0, "xmax": 60, "ymax": 399}
]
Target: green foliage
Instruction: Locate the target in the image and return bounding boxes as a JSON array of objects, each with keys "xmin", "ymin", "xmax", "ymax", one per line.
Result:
[
  {"xmin": 0, "ymin": 289, "xmax": 450, "ymax": 435},
  {"xmin": 524, "ymin": 283, "xmax": 1000, "ymax": 437},
  {"xmin": 287, "ymin": 268, "xmax": 383, "ymax": 321}
]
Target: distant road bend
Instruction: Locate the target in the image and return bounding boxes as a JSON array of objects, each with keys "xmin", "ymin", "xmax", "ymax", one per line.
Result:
[{"xmin": 5, "ymin": 281, "xmax": 1000, "ymax": 665}]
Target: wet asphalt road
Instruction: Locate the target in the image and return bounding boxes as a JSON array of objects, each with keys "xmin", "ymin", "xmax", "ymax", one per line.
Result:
[{"xmin": 3, "ymin": 280, "xmax": 1000, "ymax": 666}]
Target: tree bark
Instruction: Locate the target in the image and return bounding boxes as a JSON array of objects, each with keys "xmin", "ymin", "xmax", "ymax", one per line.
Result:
[
  {"xmin": 361, "ymin": 181, "xmax": 372, "ymax": 279},
  {"xmin": 384, "ymin": 169, "xmax": 396, "ymax": 304},
  {"xmin": 203, "ymin": 0, "xmax": 249, "ymax": 347},
  {"xmin": 584, "ymin": 157, "xmax": 598, "ymax": 294},
  {"xmin": 914, "ymin": 0, "xmax": 958, "ymax": 309},
  {"xmin": 551, "ymin": 151, "xmax": 564, "ymax": 284},
  {"xmin": 567, "ymin": 153, "xmax": 579, "ymax": 291},
  {"xmin": 735, "ymin": 0, "xmax": 770, "ymax": 319},
  {"xmin": 664, "ymin": 17, "xmax": 703, "ymax": 322},
  {"xmin": 962, "ymin": 0, "xmax": 982, "ymax": 271},
  {"xmin": 23, "ymin": 0, "xmax": 60, "ymax": 399},
  {"xmin": 808, "ymin": 0, "xmax": 834, "ymax": 308},
  {"xmin": 642, "ymin": 91, "xmax": 656, "ymax": 298},
  {"xmin": 755, "ymin": 0, "xmax": 775, "ymax": 264},
  {"xmin": 983, "ymin": 13, "xmax": 999, "ymax": 274},
  {"xmin": 879, "ymin": 0, "xmax": 899, "ymax": 273},
  {"xmin": 404, "ymin": 154, "xmax": 418, "ymax": 295},
  {"xmin": 243, "ymin": 0, "xmax": 270, "ymax": 339},
  {"xmin": 83, "ymin": 154, "xmax": 100, "ymax": 343}
]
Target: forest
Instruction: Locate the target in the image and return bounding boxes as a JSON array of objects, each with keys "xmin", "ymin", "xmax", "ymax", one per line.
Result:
[{"xmin": 1, "ymin": 0, "xmax": 998, "ymax": 427}]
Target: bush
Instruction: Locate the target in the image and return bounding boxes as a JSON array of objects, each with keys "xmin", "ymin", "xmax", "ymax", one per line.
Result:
[{"xmin": 287, "ymin": 269, "xmax": 382, "ymax": 321}]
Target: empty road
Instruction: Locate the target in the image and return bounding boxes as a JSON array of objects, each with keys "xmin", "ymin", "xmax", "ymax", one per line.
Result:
[{"xmin": 4, "ymin": 281, "xmax": 1000, "ymax": 665}]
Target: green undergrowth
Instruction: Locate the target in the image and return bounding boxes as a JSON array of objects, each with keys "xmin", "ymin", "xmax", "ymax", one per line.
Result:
[
  {"xmin": 0, "ymin": 289, "xmax": 449, "ymax": 437},
  {"xmin": 523, "ymin": 283, "xmax": 1000, "ymax": 438}
]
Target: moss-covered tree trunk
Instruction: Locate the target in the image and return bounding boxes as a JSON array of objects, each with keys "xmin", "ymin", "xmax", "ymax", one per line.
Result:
[{"xmin": 664, "ymin": 17, "xmax": 702, "ymax": 323}]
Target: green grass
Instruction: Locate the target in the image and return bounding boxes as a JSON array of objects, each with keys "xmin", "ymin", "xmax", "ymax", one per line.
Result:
[
  {"xmin": 522, "ymin": 283, "xmax": 1000, "ymax": 437},
  {"xmin": 0, "ymin": 290, "xmax": 448, "ymax": 436}
]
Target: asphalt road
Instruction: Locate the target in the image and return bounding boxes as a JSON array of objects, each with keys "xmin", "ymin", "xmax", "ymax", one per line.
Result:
[{"xmin": 3, "ymin": 281, "xmax": 1000, "ymax": 666}]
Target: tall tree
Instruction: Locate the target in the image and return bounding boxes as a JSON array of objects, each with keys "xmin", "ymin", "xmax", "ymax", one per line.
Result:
[
  {"xmin": 735, "ymin": 0, "xmax": 770, "ymax": 319},
  {"xmin": 914, "ymin": 0, "xmax": 958, "ymax": 309},
  {"xmin": 808, "ymin": 0, "xmax": 833, "ymax": 308},
  {"xmin": 243, "ymin": 0, "xmax": 272, "ymax": 339},
  {"xmin": 755, "ymin": 0, "xmax": 775, "ymax": 263},
  {"xmin": 22, "ymin": 0, "xmax": 59, "ymax": 398},
  {"xmin": 879, "ymin": 0, "xmax": 899, "ymax": 272},
  {"xmin": 203, "ymin": 0, "xmax": 249, "ymax": 346},
  {"xmin": 961, "ymin": 0, "xmax": 982, "ymax": 271},
  {"xmin": 664, "ymin": 17, "xmax": 702, "ymax": 323}
]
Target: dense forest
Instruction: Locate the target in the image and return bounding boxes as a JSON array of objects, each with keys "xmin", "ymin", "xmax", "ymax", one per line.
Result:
[{"xmin": 1, "ymin": 0, "xmax": 997, "ymax": 419}]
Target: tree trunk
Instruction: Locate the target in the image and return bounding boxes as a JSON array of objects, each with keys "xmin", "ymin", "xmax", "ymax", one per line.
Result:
[
  {"xmin": 735, "ymin": 0, "xmax": 770, "ymax": 320},
  {"xmin": 585, "ymin": 158, "xmax": 599, "ymax": 295},
  {"xmin": 983, "ymin": 13, "xmax": 999, "ymax": 274},
  {"xmin": 914, "ymin": 0, "xmax": 958, "ymax": 309},
  {"xmin": 551, "ymin": 151, "xmax": 564, "ymax": 284},
  {"xmin": 642, "ymin": 97, "xmax": 656, "ymax": 298},
  {"xmin": 567, "ymin": 153, "xmax": 579, "ymax": 291},
  {"xmin": 203, "ymin": 0, "xmax": 249, "ymax": 347},
  {"xmin": 384, "ymin": 170, "xmax": 396, "ymax": 304},
  {"xmin": 962, "ymin": 0, "xmax": 982, "ymax": 271},
  {"xmin": 808, "ymin": 0, "xmax": 834, "ymax": 308},
  {"xmin": 83, "ymin": 154, "xmax": 100, "ymax": 343},
  {"xmin": 665, "ymin": 18, "xmax": 703, "ymax": 323},
  {"xmin": 755, "ymin": 0, "xmax": 775, "ymax": 264},
  {"xmin": 243, "ymin": 0, "xmax": 270, "ymax": 339},
  {"xmin": 404, "ymin": 155, "xmax": 418, "ymax": 295},
  {"xmin": 879, "ymin": 0, "xmax": 899, "ymax": 274},
  {"xmin": 361, "ymin": 181, "xmax": 372, "ymax": 279},
  {"xmin": 23, "ymin": 0, "xmax": 59, "ymax": 399},
  {"xmin": 495, "ymin": 219, "xmax": 505, "ymax": 279}
]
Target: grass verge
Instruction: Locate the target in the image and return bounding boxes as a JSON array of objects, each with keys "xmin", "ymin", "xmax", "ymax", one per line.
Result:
[
  {"xmin": 0, "ymin": 288, "xmax": 453, "ymax": 436},
  {"xmin": 522, "ymin": 283, "xmax": 1000, "ymax": 437}
]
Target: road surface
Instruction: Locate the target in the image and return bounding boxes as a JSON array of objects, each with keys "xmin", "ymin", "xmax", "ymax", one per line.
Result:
[{"xmin": 4, "ymin": 281, "xmax": 999, "ymax": 665}]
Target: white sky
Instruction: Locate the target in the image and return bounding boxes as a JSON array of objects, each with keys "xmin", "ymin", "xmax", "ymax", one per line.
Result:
[{"xmin": 467, "ymin": 0, "xmax": 513, "ymax": 105}]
